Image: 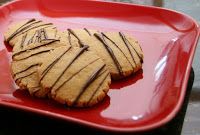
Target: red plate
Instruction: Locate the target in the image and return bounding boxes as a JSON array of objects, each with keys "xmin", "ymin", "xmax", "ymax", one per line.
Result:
[{"xmin": 0, "ymin": 0, "xmax": 199, "ymax": 132}]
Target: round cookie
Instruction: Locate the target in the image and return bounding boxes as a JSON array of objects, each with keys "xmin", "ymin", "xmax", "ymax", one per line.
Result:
[
  {"xmin": 4, "ymin": 19, "xmax": 55, "ymax": 46},
  {"xmin": 11, "ymin": 27, "xmax": 69, "ymax": 97},
  {"xmin": 12, "ymin": 27, "xmax": 67, "ymax": 55},
  {"xmin": 66, "ymin": 29, "xmax": 144, "ymax": 80},
  {"xmin": 38, "ymin": 46, "xmax": 111, "ymax": 107}
]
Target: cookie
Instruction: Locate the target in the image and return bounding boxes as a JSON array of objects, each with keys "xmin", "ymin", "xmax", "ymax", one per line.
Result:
[
  {"xmin": 4, "ymin": 19, "xmax": 55, "ymax": 46},
  {"xmin": 12, "ymin": 27, "xmax": 67, "ymax": 56},
  {"xmin": 38, "ymin": 46, "xmax": 111, "ymax": 107},
  {"xmin": 66, "ymin": 28, "xmax": 98, "ymax": 47},
  {"xmin": 11, "ymin": 28, "xmax": 69, "ymax": 97},
  {"xmin": 66, "ymin": 29, "xmax": 144, "ymax": 80}
]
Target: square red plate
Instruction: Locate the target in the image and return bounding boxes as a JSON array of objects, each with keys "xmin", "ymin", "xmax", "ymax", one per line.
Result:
[{"xmin": 0, "ymin": 0, "xmax": 199, "ymax": 132}]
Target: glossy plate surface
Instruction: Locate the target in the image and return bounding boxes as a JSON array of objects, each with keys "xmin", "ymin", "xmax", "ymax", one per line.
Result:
[{"xmin": 0, "ymin": 0, "xmax": 199, "ymax": 132}]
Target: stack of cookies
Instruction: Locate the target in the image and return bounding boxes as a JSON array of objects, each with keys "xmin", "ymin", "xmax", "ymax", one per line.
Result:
[{"xmin": 4, "ymin": 19, "xmax": 143, "ymax": 107}]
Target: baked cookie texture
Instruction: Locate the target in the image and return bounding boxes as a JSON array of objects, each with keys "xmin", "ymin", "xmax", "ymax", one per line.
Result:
[
  {"xmin": 66, "ymin": 28, "xmax": 144, "ymax": 80},
  {"xmin": 12, "ymin": 27, "xmax": 67, "ymax": 57},
  {"xmin": 38, "ymin": 46, "xmax": 111, "ymax": 107},
  {"xmin": 4, "ymin": 19, "xmax": 55, "ymax": 47},
  {"xmin": 11, "ymin": 26, "xmax": 68, "ymax": 97}
]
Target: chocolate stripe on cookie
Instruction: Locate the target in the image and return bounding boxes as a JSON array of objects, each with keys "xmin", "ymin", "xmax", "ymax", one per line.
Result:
[
  {"xmin": 67, "ymin": 29, "xmax": 80, "ymax": 41},
  {"xmin": 119, "ymin": 32, "xmax": 137, "ymax": 66},
  {"xmin": 13, "ymin": 23, "xmax": 53, "ymax": 41},
  {"xmin": 94, "ymin": 33, "xmax": 123, "ymax": 75},
  {"xmin": 34, "ymin": 30, "xmax": 40, "ymax": 43},
  {"xmin": 83, "ymin": 28, "xmax": 91, "ymax": 36},
  {"xmin": 15, "ymin": 49, "xmax": 53, "ymax": 61},
  {"xmin": 51, "ymin": 45, "xmax": 89, "ymax": 88},
  {"xmin": 41, "ymin": 28, "xmax": 48, "ymax": 40},
  {"xmin": 14, "ymin": 63, "xmax": 39, "ymax": 77},
  {"xmin": 7, "ymin": 20, "xmax": 42, "ymax": 42},
  {"xmin": 68, "ymin": 32, "xmax": 72, "ymax": 46},
  {"xmin": 27, "ymin": 28, "xmax": 56, "ymax": 46},
  {"xmin": 27, "ymin": 29, "xmax": 38, "ymax": 45},
  {"xmin": 72, "ymin": 64, "xmax": 106, "ymax": 106},
  {"xmin": 34, "ymin": 28, "xmax": 48, "ymax": 43},
  {"xmin": 52, "ymin": 58, "xmax": 101, "ymax": 94},
  {"xmin": 119, "ymin": 32, "xmax": 143, "ymax": 63},
  {"xmin": 6, "ymin": 19, "xmax": 36, "ymax": 42},
  {"xmin": 9, "ymin": 22, "xmax": 53, "ymax": 42},
  {"xmin": 87, "ymin": 71, "xmax": 110, "ymax": 105},
  {"xmin": 40, "ymin": 46, "xmax": 72, "ymax": 81},
  {"xmin": 26, "ymin": 27, "xmax": 57, "ymax": 45},
  {"xmin": 15, "ymin": 71, "xmax": 36, "ymax": 82},
  {"xmin": 102, "ymin": 32, "xmax": 135, "ymax": 70},
  {"xmin": 12, "ymin": 39, "xmax": 59, "ymax": 57},
  {"xmin": 68, "ymin": 29, "xmax": 85, "ymax": 47},
  {"xmin": 20, "ymin": 33, "xmax": 28, "ymax": 49},
  {"xmin": 96, "ymin": 69, "xmax": 108, "ymax": 78}
]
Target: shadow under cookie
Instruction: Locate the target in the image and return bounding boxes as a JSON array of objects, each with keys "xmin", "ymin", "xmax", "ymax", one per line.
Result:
[{"xmin": 110, "ymin": 69, "xmax": 143, "ymax": 89}]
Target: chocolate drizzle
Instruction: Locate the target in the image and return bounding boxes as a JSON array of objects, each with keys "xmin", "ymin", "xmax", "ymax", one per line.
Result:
[
  {"xmin": 15, "ymin": 71, "xmax": 36, "ymax": 81},
  {"xmin": 102, "ymin": 32, "xmax": 135, "ymax": 70},
  {"xmin": 40, "ymin": 46, "xmax": 72, "ymax": 81},
  {"xmin": 67, "ymin": 29, "xmax": 80, "ymax": 40},
  {"xmin": 20, "ymin": 33, "xmax": 27, "ymax": 49},
  {"xmin": 14, "ymin": 63, "xmax": 39, "ymax": 77},
  {"xmin": 72, "ymin": 64, "xmax": 106, "ymax": 106},
  {"xmin": 84, "ymin": 28, "xmax": 91, "ymax": 36},
  {"xmin": 119, "ymin": 32, "xmax": 143, "ymax": 63},
  {"xmin": 12, "ymin": 39, "xmax": 59, "ymax": 58},
  {"xmin": 41, "ymin": 28, "xmax": 48, "ymax": 40},
  {"xmin": 34, "ymin": 30, "xmax": 41, "ymax": 43},
  {"xmin": 27, "ymin": 28, "xmax": 56, "ymax": 46},
  {"xmin": 87, "ymin": 71, "xmax": 109, "ymax": 105},
  {"xmin": 94, "ymin": 33, "xmax": 123, "ymax": 75},
  {"xmin": 68, "ymin": 32, "xmax": 72, "ymax": 46},
  {"xmin": 95, "ymin": 68, "xmax": 108, "ymax": 78},
  {"xmin": 51, "ymin": 45, "xmax": 89, "ymax": 88},
  {"xmin": 67, "ymin": 29, "xmax": 84, "ymax": 47},
  {"xmin": 20, "ymin": 23, "xmax": 52, "ymax": 39},
  {"xmin": 7, "ymin": 19, "xmax": 36, "ymax": 42},
  {"xmin": 34, "ymin": 28, "xmax": 48, "ymax": 43},
  {"xmin": 119, "ymin": 32, "xmax": 137, "ymax": 66},
  {"xmin": 8, "ymin": 22, "xmax": 53, "ymax": 42},
  {"xmin": 27, "ymin": 30, "xmax": 38, "ymax": 45},
  {"xmin": 15, "ymin": 49, "xmax": 52, "ymax": 61},
  {"xmin": 7, "ymin": 20, "xmax": 41, "ymax": 42},
  {"xmin": 52, "ymin": 58, "xmax": 100, "ymax": 93}
]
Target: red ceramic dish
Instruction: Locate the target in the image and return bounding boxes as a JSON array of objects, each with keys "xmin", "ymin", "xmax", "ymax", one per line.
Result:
[{"xmin": 0, "ymin": 0, "xmax": 199, "ymax": 132}]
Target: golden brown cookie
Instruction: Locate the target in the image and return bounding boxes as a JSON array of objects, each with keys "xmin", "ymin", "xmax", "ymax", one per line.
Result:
[
  {"xmin": 11, "ymin": 27, "xmax": 69, "ymax": 97},
  {"xmin": 38, "ymin": 46, "xmax": 111, "ymax": 107},
  {"xmin": 12, "ymin": 27, "xmax": 67, "ymax": 56},
  {"xmin": 66, "ymin": 29, "xmax": 144, "ymax": 80},
  {"xmin": 4, "ymin": 19, "xmax": 55, "ymax": 46},
  {"xmin": 7, "ymin": 19, "xmax": 143, "ymax": 108}
]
